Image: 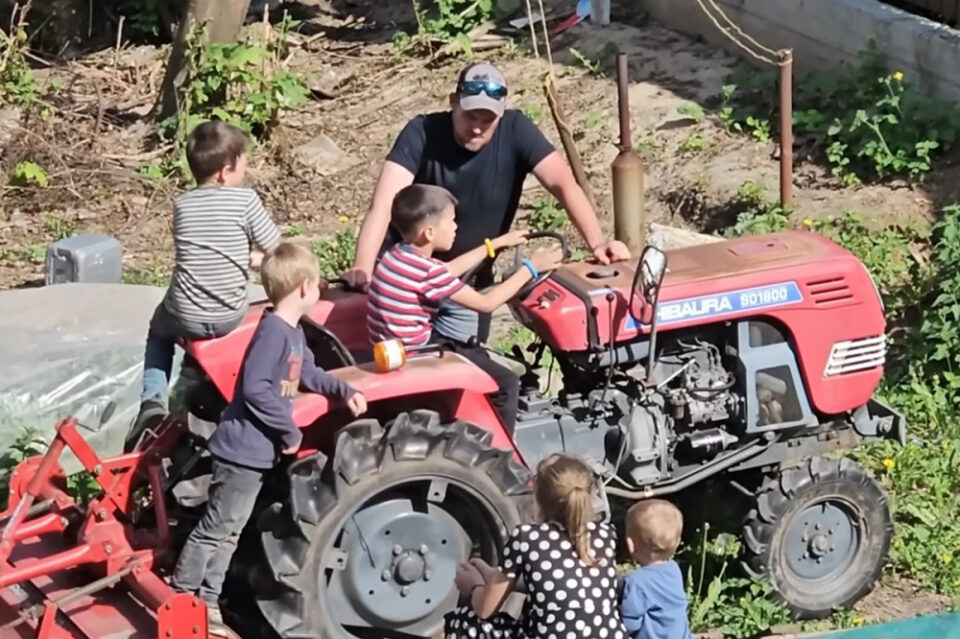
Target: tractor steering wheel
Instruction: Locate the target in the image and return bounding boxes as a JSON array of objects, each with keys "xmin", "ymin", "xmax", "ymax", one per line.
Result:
[{"xmin": 511, "ymin": 231, "xmax": 570, "ymax": 299}]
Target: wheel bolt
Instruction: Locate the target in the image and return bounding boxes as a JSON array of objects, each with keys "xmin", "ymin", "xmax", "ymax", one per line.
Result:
[
  {"xmin": 419, "ymin": 544, "xmax": 429, "ymax": 555},
  {"xmin": 801, "ymin": 535, "xmax": 808, "ymax": 543},
  {"xmin": 816, "ymin": 558, "xmax": 822, "ymax": 564},
  {"xmin": 829, "ymin": 546, "xmax": 835, "ymax": 553},
  {"xmin": 424, "ymin": 570, "xmax": 432, "ymax": 581},
  {"xmin": 400, "ymin": 586, "xmax": 409, "ymax": 598},
  {"xmin": 381, "ymin": 570, "xmax": 390, "ymax": 581},
  {"xmin": 815, "ymin": 523, "xmax": 821, "ymax": 531},
  {"xmin": 393, "ymin": 544, "xmax": 403, "ymax": 556}
]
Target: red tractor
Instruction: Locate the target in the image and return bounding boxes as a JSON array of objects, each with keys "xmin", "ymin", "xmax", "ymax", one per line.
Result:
[{"xmin": 0, "ymin": 230, "xmax": 902, "ymax": 639}]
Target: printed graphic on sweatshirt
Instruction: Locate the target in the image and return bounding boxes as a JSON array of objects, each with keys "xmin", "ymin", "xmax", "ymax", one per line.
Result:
[{"xmin": 280, "ymin": 348, "xmax": 303, "ymax": 398}]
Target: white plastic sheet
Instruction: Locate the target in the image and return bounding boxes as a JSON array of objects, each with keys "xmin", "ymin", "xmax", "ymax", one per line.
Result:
[
  {"xmin": 0, "ymin": 282, "xmax": 267, "ymax": 473},
  {"xmin": 0, "ymin": 283, "xmax": 175, "ymax": 472}
]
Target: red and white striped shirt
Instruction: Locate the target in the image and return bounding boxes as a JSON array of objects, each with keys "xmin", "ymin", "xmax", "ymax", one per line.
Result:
[{"xmin": 368, "ymin": 243, "xmax": 465, "ymax": 346}]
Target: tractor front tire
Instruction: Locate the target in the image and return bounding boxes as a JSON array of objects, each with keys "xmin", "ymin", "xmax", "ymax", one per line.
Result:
[
  {"xmin": 742, "ymin": 456, "xmax": 893, "ymax": 619},
  {"xmin": 253, "ymin": 410, "xmax": 531, "ymax": 639}
]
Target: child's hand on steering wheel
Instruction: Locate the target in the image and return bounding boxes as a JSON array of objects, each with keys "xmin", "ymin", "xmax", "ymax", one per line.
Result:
[{"xmin": 530, "ymin": 245, "xmax": 564, "ymax": 274}]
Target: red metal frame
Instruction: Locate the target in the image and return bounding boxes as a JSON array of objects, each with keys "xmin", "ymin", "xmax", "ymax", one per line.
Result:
[{"xmin": 0, "ymin": 416, "xmax": 209, "ymax": 639}]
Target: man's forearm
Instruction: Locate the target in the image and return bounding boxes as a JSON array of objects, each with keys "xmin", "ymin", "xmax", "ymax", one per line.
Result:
[
  {"xmin": 352, "ymin": 161, "xmax": 417, "ymax": 274},
  {"xmin": 353, "ymin": 210, "xmax": 391, "ymax": 274},
  {"xmin": 550, "ymin": 180, "xmax": 605, "ymax": 250}
]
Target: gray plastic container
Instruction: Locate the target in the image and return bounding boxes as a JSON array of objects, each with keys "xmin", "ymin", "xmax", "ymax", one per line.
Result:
[{"xmin": 45, "ymin": 234, "xmax": 123, "ymax": 285}]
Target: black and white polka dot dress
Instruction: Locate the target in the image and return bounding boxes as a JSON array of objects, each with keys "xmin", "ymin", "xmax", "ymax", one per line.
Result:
[{"xmin": 444, "ymin": 520, "xmax": 628, "ymax": 639}]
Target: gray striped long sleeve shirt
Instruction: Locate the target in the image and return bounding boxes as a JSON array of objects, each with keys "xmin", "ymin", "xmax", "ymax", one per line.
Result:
[{"xmin": 162, "ymin": 186, "xmax": 282, "ymax": 325}]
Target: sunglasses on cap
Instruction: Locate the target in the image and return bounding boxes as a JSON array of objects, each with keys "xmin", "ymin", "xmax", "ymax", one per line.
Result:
[{"xmin": 458, "ymin": 80, "xmax": 508, "ymax": 99}]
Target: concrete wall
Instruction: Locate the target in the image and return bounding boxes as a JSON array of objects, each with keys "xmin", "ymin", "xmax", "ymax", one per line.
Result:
[{"xmin": 640, "ymin": 0, "xmax": 960, "ymax": 101}]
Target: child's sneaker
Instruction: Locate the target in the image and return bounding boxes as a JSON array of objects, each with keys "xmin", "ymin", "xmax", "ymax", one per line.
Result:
[
  {"xmin": 207, "ymin": 604, "xmax": 231, "ymax": 638},
  {"xmin": 124, "ymin": 397, "xmax": 167, "ymax": 452}
]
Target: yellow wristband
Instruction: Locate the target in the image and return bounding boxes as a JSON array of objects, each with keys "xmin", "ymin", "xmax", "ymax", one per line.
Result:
[{"xmin": 484, "ymin": 238, "xmax": 496, "ymax": 259}]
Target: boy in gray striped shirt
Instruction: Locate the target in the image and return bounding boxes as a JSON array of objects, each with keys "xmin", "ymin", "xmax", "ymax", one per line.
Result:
[{"xmin": 133, "ymin": 121, "xmax": 282, "ymax": 443}]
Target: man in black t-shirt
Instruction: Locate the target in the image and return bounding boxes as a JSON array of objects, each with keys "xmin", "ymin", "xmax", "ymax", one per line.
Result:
[{"xmin": 343, "ymin": 61, "xmax": 630, "ymax": 344}]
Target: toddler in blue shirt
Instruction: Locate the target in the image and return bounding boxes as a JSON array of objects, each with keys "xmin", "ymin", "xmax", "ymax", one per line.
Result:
[{"xmin": 621, "ymin": 498, "xmax": 695, "ymax": 639}]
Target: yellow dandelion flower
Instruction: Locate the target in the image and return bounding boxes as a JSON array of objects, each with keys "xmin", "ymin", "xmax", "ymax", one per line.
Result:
[
  {"xmin": 882, "ymin": 458, "xmax": 895, "ymax": 470},
  {"xmin": 943, "ymin": 552, "xmax": 953, "ymax": 565},
  {"xmin": 339, "ymin": 215, "xmax": 349, "ymax": 224},
  {"xmin": 943, "ymin": 440, "xmax": 951, "ymax": 451},
  {"xmin": 894, "ymin": 539, "xmax": 903, "ymax": 549},
  {"xmin": 893, "ymin": 71, "xmax": 904, "ymax": 82},
  {"xmin": 853, "ymin": 616, "xmax": 865, "ymax": 627},
  {"xmin": 803, "ymin": 218, "xmax": 813, "ymax": 228}
]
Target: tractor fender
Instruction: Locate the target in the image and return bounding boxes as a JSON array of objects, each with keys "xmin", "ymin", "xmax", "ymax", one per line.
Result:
[{"xmin": 290, "ymin": 350, "xmax": 516, "ymax": 452}]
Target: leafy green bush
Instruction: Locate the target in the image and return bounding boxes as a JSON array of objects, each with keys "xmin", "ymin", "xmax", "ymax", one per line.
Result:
[
  {"xmin": 418, "ymin": 0, "xmax": 495, "ymax": 39},
  {"xmin": 161, "ymin": 15, "xmax": 309, "ymax": 178},
  {"xmin": 529, "ymin": 196, "xmax": 567, "ymax": 232},
  {"xmin": 809, "ymin": 206, "xmax": 960, "ymax": 597},
  {"xmin": 720, "ymin": 40, "xmax": 960, "ymax": 184},
  {"xmin": 313, "ymin": 229, "xmax": 357, "ymax": 279},
  {"xmin": 724, "ymin": 181, "xmax": 790, "ymax": 237}
]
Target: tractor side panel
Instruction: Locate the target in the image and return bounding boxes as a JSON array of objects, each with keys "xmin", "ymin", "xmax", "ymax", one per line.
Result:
[
  {"xmin": 186, "ymin": 293, "xmax": 372, "ymax": 401},
  {"xmin": 185, "ymin": 305, "xmax": 267, "ymax": 401},
  {"xmin": 289, "ymin": 352, "xmax": 521, "ymax": 459},
  {"xmin": 520, "ymin": 255, "xmax": 885, "ymax": 416}
]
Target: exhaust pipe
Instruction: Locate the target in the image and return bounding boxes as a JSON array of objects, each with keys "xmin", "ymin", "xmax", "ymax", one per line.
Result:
[{"xmin": 611, "ymin": 52, "xmax": 645, "ymax": 256}]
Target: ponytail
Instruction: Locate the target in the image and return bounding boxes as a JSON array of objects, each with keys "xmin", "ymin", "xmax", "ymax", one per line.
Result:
[
  {"xmin": 534, "ymin": 453, "xmax": 600, "ymax": 567},
  {"xmin": 567, "ymin": 485, "xmax": 598, "ymax": 567}
]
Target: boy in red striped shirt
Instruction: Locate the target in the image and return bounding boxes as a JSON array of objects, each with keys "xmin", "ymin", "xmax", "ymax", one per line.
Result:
[{"xmin": 368, "ymin": 184, "xmax": 562, "ymax": 433}]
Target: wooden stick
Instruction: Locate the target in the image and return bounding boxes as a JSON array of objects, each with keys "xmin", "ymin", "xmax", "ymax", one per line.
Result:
[{"xmin": 542, "ymin": 74, "xmax": 597, "ymax": 212}]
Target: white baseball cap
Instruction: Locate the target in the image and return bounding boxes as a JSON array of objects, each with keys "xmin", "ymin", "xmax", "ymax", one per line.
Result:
[{"xmin": 456, "ymin": 62, "xmax": 509, "ymax": 117}]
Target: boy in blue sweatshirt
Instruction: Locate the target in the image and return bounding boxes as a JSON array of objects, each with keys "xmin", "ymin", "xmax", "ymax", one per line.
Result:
[
  {"xmin": 621, "ymin": 499, "xmax": 695, "ymax": 639},
  {"xmin": 169, "ymin": 241, "xmax": 366, "ymax": 637}
]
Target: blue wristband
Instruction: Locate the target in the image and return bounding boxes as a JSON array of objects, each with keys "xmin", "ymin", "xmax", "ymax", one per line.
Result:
[{"xmin": 522, "ymin": 259, "xmax": 538, "ymax": 279}]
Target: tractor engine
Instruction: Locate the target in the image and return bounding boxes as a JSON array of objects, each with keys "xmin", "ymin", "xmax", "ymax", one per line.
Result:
[
  {"xmin": 513, "ymin": 334, "xmax": 743, "ymax": 489},
  {"xmin": 615, "ymin": 335, "xmax": 741, "ymax": 486}
]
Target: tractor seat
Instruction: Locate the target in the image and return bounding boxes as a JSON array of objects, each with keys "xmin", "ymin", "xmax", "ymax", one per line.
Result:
[{"xmin": 301, "ymin": 317, "xmax": 357, "ymax": 371}]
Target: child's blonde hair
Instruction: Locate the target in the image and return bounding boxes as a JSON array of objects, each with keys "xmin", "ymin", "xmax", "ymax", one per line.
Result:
[
  {"xmin": 625, "ymin": 498, "xmax": 683, "ymax": 564},
  {"xmin": 534, "ymin": 453, "xmax": 599, "ymax": 567},
  {"xmin": 260, "ymin": 242, "xmax": 320, "ymax": 305}
]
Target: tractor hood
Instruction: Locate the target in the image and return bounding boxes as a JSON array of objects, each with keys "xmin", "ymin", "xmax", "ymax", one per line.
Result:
[{"xmin": 513, "ymin": 230, "xmax": 885, "ymax": 354}]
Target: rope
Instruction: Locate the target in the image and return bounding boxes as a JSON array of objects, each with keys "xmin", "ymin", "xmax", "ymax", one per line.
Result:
[
  {"xmin": 535, "ymin": 0, "xmax": 555, "ymax": 71},
  {"xmin": 694, "ymin": 0, "xmax": 790, "ymax": 66},
  {"xmin": 522, "ymin": 0, "xmax": 544, "ymax": 72}
]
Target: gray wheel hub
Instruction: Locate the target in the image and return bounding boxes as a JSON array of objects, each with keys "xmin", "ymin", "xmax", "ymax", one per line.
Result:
[
  {"xmin": 331, "ymin": 499, "xmax": 463, "ymax": 628},
  {"xmin": 785, "ymin": 500, "xmax": 858, "ymax": 581}
]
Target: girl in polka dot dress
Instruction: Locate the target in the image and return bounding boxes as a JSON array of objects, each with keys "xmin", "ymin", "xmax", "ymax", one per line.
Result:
[{"xmin": 445, "ymin": 453, "xmax": 627, "ymax": 639}]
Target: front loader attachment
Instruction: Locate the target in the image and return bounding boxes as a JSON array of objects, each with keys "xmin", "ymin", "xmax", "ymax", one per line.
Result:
[{"xmin": 0, "ymin": 415, "xmax": 224, "ymax": 639}]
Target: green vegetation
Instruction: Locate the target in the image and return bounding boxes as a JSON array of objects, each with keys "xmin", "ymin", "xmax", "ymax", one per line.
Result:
[
  {"xmin": 528, "ymin": 196, "xmax": 567, "ymax": 232},
  {"xmin": 584, "ymin": 112, "xmax": 603, "ymax": 131},
  {"xmin": 393, "ymin": 0, "xmax": 496, "ymax": 56},
  {"xmin": 160, "ymin": 15, "xmax": 310, "ymax": 181},
  {"xmin": 0, "ymin": 7, "xmax": 36, "ymax": 107},
  {"xmin": 10, "ymin": 161, "xmax": 49, "ymax": 187},
  {"xmin": 719, "ymin": 40, "xmax": 960, "ymax": 184},
  {"xmin": 313, "ymin": 228, "xmax": 358, "ymax": 279},
  {"xmin": 523, "ymin": 103, "xmax": 544, "ymax": 125}
]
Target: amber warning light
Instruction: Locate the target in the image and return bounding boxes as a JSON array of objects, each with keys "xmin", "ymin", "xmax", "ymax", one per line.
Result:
[{"xmin": 372, "ymin": 339, "xmax": 447, "ymax": 373}]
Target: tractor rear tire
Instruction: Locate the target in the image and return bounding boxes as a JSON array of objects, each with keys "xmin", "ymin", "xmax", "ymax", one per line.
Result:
[
  {"xmin": 253, "ymin": 410, "xmax": 531, "ymax": 639},
  {"xmin": 742, "ymin": 456, "xmax": 893, "ymax": 619}
]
